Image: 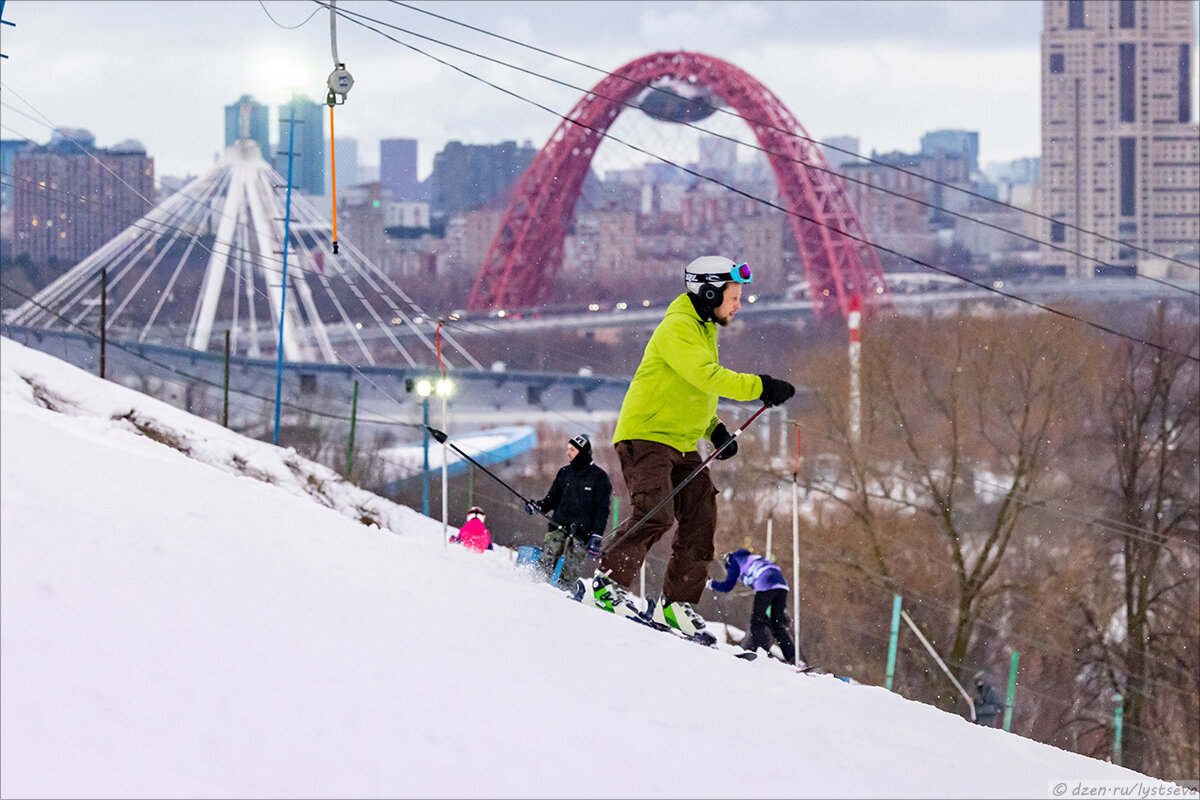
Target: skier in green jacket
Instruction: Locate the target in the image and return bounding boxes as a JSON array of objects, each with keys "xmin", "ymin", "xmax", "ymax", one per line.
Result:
[{"xmin": 581, "ymin": 255, "xmax": 796, "ymax": 641}]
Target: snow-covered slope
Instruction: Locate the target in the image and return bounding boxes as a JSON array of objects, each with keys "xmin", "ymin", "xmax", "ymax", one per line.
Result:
[{"xmin": 0, "ymin": 337, "xmax": 1173, "ymax": 799}]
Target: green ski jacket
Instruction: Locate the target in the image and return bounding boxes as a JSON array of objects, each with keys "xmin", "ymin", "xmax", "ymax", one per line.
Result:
[{"xmin": 612, "ymin": 293, "xmax": 763, "ymax": 453}]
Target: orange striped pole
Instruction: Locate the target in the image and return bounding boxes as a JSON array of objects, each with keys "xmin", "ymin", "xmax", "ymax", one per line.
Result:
[
  {"xmin": 848, "ymin": 294, "xmax": 862, "ymax": 445},
  {"xmin": 329, "ymin": 105, "xmax": 339, "ymax": 254}
]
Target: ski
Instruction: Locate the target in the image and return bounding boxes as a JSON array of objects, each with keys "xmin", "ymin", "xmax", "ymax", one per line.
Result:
[
  {"xmin": 633, "ymin": 613, "xmax": 758, "ymax": 660},
  {"xmin": 795, "ymin": 664, "xmax": 857, "ymax": 684},
  {"xmin": 568, "ymin": 580, "xmax": 756, "ymax": 660}
]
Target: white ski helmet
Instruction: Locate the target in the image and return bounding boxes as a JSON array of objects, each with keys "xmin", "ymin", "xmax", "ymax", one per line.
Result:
[{"xmin": 684, "ymin": 255, "xmax": 753, "ymax": 308}]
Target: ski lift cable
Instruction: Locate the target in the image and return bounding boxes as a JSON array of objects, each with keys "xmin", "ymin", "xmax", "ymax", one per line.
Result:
[
  {"xmin": 313, "ymin": 10, "xmax": 1200, "ymax": 365},
  {"xmin": 343, "ymin": 4, "xmax": 1197, "ymax": 293},
  {"xmin": 384, "ymin": 0, "xmax": 1200, "ymax": 274}
]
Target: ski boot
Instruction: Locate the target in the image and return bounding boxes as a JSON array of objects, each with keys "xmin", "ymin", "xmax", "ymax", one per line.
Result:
[
  {"xmin": 583, "ymin": 570, "xmax": 643, "ymax": 619},
  {"xmin": 649, "ymin": 597, "xmax": 717, "ymax": 646}
]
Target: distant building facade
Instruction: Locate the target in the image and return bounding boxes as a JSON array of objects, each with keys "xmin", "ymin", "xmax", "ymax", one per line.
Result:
[
  {"xmin": 428, "ymin": 140, "xmax": 537, "ymax": 221},
  {"xmin": 224, "ymin": 95, "xmax": 270, "ymax": 161},
  {"xmin": 275, "ymin": 95, "xmax": 325, "ymax": 196},
  {"xmin": 12, "ymin": 128, "xmax": 154, "ymax": 264},
  {"xmin": 329, "ymin": 137, "xmax": 360, "ymax": 196},
  {"xmin": 1041, "ymin": 0, "xmax": 1199, "ymax": 277},
  {"xmin": 380, "ymin": 138, "xmax": 423, "ymax": 201},
  {"xmin": 920, "ymin": 129, "xmax": 980, "ymax": 175},
  {"xmin": 841, "ymin": 147, "xmax": 974, "ymax": 259},
  {"xmin": 2, "ymin": 138, "xmax": 33, "ymax": 213},
  {"xmin": 819, "ymin": 136, "xmax": 861, "ymax": 170}
]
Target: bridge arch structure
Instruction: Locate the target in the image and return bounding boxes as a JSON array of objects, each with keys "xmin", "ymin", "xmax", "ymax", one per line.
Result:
[{"xmin": 467, "ymin": 50, "xmax": 891, "ymax": 318}]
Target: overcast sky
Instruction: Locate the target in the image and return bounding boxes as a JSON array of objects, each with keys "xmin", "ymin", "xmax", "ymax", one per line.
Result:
[{"xmin": 2, "ymin": 1, "xmax": 1197, "ymax": 182}]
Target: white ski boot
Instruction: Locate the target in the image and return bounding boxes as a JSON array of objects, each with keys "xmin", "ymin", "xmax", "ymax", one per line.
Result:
[
  {"xmin": 583, "ymin": 570, "xmax": 643, "ymax": 619},
  {"xmin": 650, "ymin": 597, "xmax": 716, "ymax": 645}
]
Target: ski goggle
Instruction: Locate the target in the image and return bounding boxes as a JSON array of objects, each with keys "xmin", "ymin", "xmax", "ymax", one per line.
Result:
[{"xmin": 685, "ymin": 262, "xmax": 753, "ymax": 285}]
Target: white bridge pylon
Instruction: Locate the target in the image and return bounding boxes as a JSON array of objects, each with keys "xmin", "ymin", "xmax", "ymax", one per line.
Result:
[{"xmin": 8, "ymin": 140, "xmax": 481, "ymax": 370}]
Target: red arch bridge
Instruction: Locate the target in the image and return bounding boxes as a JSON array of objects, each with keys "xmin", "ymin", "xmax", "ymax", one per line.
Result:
[{"xmin": 467, "ymin": 50, "xmax": 892, "ymax": 319}]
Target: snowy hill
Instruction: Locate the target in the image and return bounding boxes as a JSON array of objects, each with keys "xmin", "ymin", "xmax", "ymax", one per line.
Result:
[{"xmin": 0, "ymin": 337, "xmax": 1176, "ymax": 799}]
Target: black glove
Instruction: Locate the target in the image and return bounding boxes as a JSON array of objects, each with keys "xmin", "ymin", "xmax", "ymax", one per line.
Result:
[
  {"xmin": 586, "ymin": 533, "xmax": 603, "ymax": 558},
  {"xmin": 710, "ymin": 422, "xmax": 738, "ymax": 460},
  {"xmin": 759, "ymin": 374, "xmax": 796, "ymax": 407},
  {"xmin": 525, "ymin": 500, "xmax": 541, "ymax": 515}
]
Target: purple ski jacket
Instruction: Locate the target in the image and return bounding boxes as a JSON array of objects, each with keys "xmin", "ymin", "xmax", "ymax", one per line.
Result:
[{"xmin": 710, "ymin": 548, "xmax": 789, "ymax": 593}]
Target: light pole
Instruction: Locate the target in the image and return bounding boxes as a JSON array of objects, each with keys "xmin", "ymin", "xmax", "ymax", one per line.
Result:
[
  {"xmin": 416, "ymin": 378, "xmax": 433, "ymax": 517},
  {"xmin": 273, "ymin": 94, "xmax": 297, "ymax": 446},
  {"xmin": 436, "ymin": 376, "xmax": 454, "ymax": 546}
]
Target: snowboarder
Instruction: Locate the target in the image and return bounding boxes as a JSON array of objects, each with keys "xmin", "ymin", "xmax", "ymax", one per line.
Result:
[
  {"xmin": 526, "ymin": 433, "xmax": 612, "ymax": 589},
  {"xmin": 972, "ymin": 672, "xmax": 1004, "ymax": 727},
  {"xmin": 709, "ymin": 548, "xmax": 797, "ymax": 664},
  {"xmin": 449, "ymin": 505, "xmax": 493, "ymax": 553},
  {"xmin": 582, "ymin": 255, "xmax": 797, "ymax": 640}
]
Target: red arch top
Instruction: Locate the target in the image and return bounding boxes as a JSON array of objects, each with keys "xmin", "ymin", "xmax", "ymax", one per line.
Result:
[{"xmin": 466, "ymin": 50, "xmax": 891, "ymax": 318}]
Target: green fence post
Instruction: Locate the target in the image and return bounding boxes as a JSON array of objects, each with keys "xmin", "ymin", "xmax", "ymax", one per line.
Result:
[
  {"xmin": 1112, "ymin": 693, "xmax": 1124, "ymax": 766},
  {"xmin": 885, "ymin": 594, "xmax": 902, "ymax": 691},
  {"xmin": 344, "ymin": 380, "xmax": 358, "ymax": 476},
  {"xmin": 1003, "ymin": 650, "xmax": 1019, "ymax": 732},
  {"xmin": 611, "ymin": 495, "xmax": 619, "ymax": 532}
]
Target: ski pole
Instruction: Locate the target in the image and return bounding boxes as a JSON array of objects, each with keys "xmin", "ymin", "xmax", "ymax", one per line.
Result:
[
  {"xmin": 602, "ymin": 403, "xmax": 771, "ymax": 556},
  {"xmin": 425, "ymin": 425, "xmax": 569, "ymax": 534}
]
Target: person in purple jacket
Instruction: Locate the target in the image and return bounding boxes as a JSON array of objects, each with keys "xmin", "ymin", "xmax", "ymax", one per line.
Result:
[{"xmin": 709, "ymin": 548, "xmax": 797, "ymax": 664}]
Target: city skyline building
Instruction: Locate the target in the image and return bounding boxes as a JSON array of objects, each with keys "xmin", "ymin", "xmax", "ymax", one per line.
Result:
[
  {"xmin": 11, "ymin": 128, "xmax": 154, "ymax": 265},
  {"xmin": 274, "ymin": 95, "xmax": 325, "ymax": 197},
  {"xmin": 1040, "ymin": 0, "xmax": 1199, "ymax": 278},
  {"xmin": 1, "ymin": 139, "xmax": 32, "ymax": 213},
  {"xmin": 330, "ymin": 137, "xmax": 360, "ymax": 196},
  {"xmin": 920, "ymin": 129, "xmax": 981, "ymax": 175},
  {"xmin": 223, "ymin": 95, "xmax": 269, "ymax": 162},
  {"xmin": 428, "ymin": 140, "xmax": 537, "ymax": 221},
  {"xmin": 820, "ymin": 136, "xmax": 862, "ymax": 170},
  {"xmin": 380, "ymin": 138, "xmax": 423, "ymax": 201}
]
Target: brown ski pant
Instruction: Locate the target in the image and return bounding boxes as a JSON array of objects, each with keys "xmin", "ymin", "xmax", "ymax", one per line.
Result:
[{"xmin": 599, "ymin": 439, "xmax": 717, "ymax": 604}]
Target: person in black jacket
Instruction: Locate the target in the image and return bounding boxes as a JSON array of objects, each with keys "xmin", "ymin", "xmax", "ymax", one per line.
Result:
[
  {"xmin": 527, "ymin": 433, "xmax": 612, "ymax": 590},
  {"xmin": 972, "ymin": 672, "xmax": 1004, "ymax": 727}
]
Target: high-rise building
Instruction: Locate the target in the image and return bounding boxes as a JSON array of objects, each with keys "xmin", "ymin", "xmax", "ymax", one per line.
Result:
[
  {"xmin": 380, "ymin": 138, "xmax": 421, "ymax": 200},
  {"xmin": 330, "ymin": 137, "xmax": 360, "ymax": 195},
  {"xmin": 920, "ymin": 130, "xmax": 980, "ymax": 175},
  {"xmin": 984, "ymin": 157, "xmax": 1043, "ymax": 186},
  {"xmin": 223, "ymin": 95, "xmax": 270, "ymax": 161},
  {"xmin": 12, "ymin": 129, "xmax": 154, "ymax": 264},
  {"xmin": 428, "ymin": 140, "xmax": 537, "ymax": 220},
  {"xmin": 819, "ymin": 136, "xmax": 861, "ymax": 170},
  {"xmin": 842, "ymin": 146, "xmax": 973, "ymax": 256},
  {"xmin": 1, "ymin": 138, "xmax": 32, "ymax": 214},
  {"xmin": 1041, "ymin": 0, "xmax": 1199, "ymax": 277},
  {"xmin": 275, "ymin": 95, "xmax": 325, "ymax": 197}
]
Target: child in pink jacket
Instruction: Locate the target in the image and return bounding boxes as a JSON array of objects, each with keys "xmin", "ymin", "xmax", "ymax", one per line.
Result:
[{"xmin": 450, "ymin": 506, "xmax": 493, "ymax": 553}]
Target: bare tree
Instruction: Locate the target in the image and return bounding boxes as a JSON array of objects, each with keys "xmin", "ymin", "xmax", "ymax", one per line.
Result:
[
  {"xmin": 1089, "ymin": 305, "xmax": 1200, "ymax": 775},
  {"xmin": 799, "ymin": 313, "xmax": 1098, "ymax": 699}
]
